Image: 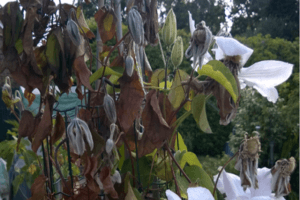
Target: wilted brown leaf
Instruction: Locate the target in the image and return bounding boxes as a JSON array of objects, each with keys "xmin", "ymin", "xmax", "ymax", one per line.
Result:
[
  {"xmin": 17, "ymin": 110, "xmax": 35, "ymax": 150},
  {"xmin": 117, "ymin": 71, "xmax": 144, "ymax": 133},
  {"xmin": 137, "ymin": 90, "xmax": 176, "ymax": 157},
  {"xmin": 84, "ymin": 155, "xmax": 100, "ymax": 193},
  {"xmin": 32, "ymin": 95, "xmax": 55, "ymax": 152},
  {"xmin": 51, "ymin": 112, "xmax": 65, "ymax": 145},
  {"xmin": 73, "ymin": 55, "xmax": 94, "ymax": 91},
  {"xmin": 78, "ymin": 108, "xmax": 92, "ymax": 123},
  {"xmin": 76, "ymin": 6, "xmax": 95, "ymax": 39},
  {"xmin": 144, "ymin": 0, "xmax": 159, "ymax": 45},
  {"xmin": 110, "ymin": 56, "xmax": 124, "ymax": 68},
  {"xmin": 27, "ymin": 175, "xmax": 46, "ymax": 200},
  {"xmin": 22, "ymin": 7, "xmax": 37, "ymax": 57},
  {"xmin": 94, "ymin": 8, "xmax": 117, "ymax": 43},
  {"xmin": 20, "ymin": 0, "xmax": 41, "ymax": 9},
  {"xmin": 24, "ymin": 89, "xmax": 36, "ymax": 107},
  {"xmin": 100, "ymin": 166, "xmax": 118, "ymax": 199}
]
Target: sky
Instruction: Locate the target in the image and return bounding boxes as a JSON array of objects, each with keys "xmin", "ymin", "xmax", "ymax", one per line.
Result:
[{"xmin": 0, "ymin": 0, "xmax": 233, "ymax": 29}]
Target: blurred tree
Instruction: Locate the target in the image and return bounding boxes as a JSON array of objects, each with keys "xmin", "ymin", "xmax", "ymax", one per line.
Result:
[{"xmin": 230, "ymin": 0, "xmax": 299, "ymax": 41}]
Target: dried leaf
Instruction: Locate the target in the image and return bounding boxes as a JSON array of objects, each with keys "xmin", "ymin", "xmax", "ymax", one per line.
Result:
[
  {"xmin": 125, "ymin": 180, "xmax": 137, "ymax": 200},
  {"xmin": 32, "ymin": 95, "xmax": 55, "ymax": 152},
  {"xmin": 78, "ymin": 108, "xmax": 92, "ymax": 123},
  {"xmin": 24, "ymin": 89, "xmax": 36, "ymax": 107},
  {"xmin": 73, "ymin": 55, "xmax": 94, "ymax": 91},
  {"xmin": 94, "ymin": 8, "xmax": 117, "ymax": 43},
  {"xmin": 17, "ymin": 110, "xmax": 35, "ymax": 150},
  {"xmin": 83, "ymin": 155, "xmax": 100, "ymax": 193},
  {"xmin": 22, "ymin": 7, "xmax": 37, "ymax": 56},
  {"xmin": 27, "ymin": 175, "xmax": 46, "ymax": 200},
  {"xmin": 100, "ymin": 166, "xmax": 119, "ymax": 199},
  {"xmin": 86, "ymin": 128, "xmax": 105, "ymax": 156},
  {"xmin": 51, "ymin": 112, "xmax": 65, "ymax": 144},
  {"xmin": 76, "ymin": 6, "xmax": 95, "ymax": 39},
  {"xmin": 117, "ymin": 71, "xmax": 144, "ymax": 133},
  {"xmin": 144, "ymin": 0, "xmax": 159, "ymax": 45}
]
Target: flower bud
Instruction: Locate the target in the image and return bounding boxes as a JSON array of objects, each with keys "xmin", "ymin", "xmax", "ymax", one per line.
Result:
[
  {"xmin": 128, "ymin": 7, "xmax": 144, "ymax": 46},
  {"xmin": 106, "ymin": 138, "xmax": 114, "ymax": 154},
  {"xmin": 171, "ymin": 36, "xmax": 183, "ymax": 68},
  {"xmin": 66, "ymin": 9, "xmax": 81, "ymax": 46},
  {"xmin": 246, "ymin": 137, "xmax": 260, "ymax": 156},
  {"xmin": 125, "ymin": 55, "xmax": 134, "ymax": 77},
  {"xmin": 103, "ymin": 94, "xmax": 117, "ymax": 124},
  {"xmin": 162, "ymin": 9, "xmax": 177, "ymax": 46}
]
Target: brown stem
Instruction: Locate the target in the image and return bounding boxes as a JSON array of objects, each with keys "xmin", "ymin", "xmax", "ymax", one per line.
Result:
[
  {"xmin": 169, "ymin": 151, "xmax": 181, "ymax": 198},
  {"xmin": 122, "ymin": 135, "xmax": 136, "ymax": 187},
  {"xmin": 213, "ymin": 151, "xmax": 239, "ymax": 197},
  {"xmin": 11, "ymin": 109, "xmax": 20, "ymax": 122},
  {"xmin": 164, "ymin": 143, "xmax": 191, "ymax": 184}
]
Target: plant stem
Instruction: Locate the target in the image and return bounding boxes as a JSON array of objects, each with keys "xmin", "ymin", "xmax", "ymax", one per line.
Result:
[
  {"xmin": 164, "ymin": 143, "xmax": 191, "ymax": 184},
  {"xmin": 157, "ymin": 34, "xmax": 166, "ymax": 67},
  {"xmin": 169, "ymin": 152, "xmax": 181, "ymax": 198},
  {"xmin": 212, "ymin": 151, "xmax": 239, "ymax": 197}
]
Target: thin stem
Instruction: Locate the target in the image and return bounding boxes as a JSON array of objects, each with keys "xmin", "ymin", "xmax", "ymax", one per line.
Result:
[
  {"xmin": 157, "ymin": 33, "xmax": 166, "ymax": 67},
  {"xmin": 11, "ymin": 109, "xmax": 20, "ymax": 122},
  {"xmin": 169, "ymin": 151, "xmax": 181, "ymax": 198},
  {"xmin": 122, "ymin": 135, "xmax": 136, "ymax": 187},
  {"xmin": 164, "ymin": 55, "xmax": 170, "ymax": 90},
  {"xmin": 212, "ymin": 151, "xmax": 239, "ymax": 197},
  {"xmin": 165, "ymin": 143, "xmax": 191, "ymax": 184}
]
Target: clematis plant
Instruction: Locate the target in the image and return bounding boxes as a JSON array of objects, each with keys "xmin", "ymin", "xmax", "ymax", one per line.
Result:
[{"xmin": 166, "ymin": 187, "xmax": 214, "ymax": 200}]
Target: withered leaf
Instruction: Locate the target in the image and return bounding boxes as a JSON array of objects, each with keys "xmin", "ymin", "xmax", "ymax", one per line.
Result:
[
  {"xmin": 24, "ymin": 89, "xmax": 36, "ymax": 107},
  {"xmin": 94, "ymin": 8, "xmax": 117, "ymax": 43},
  {"xmin": 17, "ymin": 110, "xmax": 35, "ymax": 150},
  {"xmin": 110, "ymin": 56, "xmax": 124, "ymax": 68},
  {"xmin": 84, "ymin": 155, "xmax": 100, "ymax": 193},
  {"xmin": 20, "ymin": 0, "xmax": 42, "ymax": 10},
  {"xmin": 117, "ymin": 71, "xmax": 144, "ymax": 133},
  {"xmin": 51, "ymin": 112, "xmax": 65, "ymax": 145},
  {"xmin": 86, "ymin": 129, "xmax": 105, "ymax": 156},
  {"xmin": 27, "ymin": 175, "xmax": 46, "ymax": 200},
  {"xmin": 73, "ymin": 55, "xmax": 94, "ymax": 91},
  {"xmin": 100, "ymin": 166, "xmax": 118, "ymax": 199},
  {"xmin": 33, "ymin": 16, "xmax": 50, "ymax": 46},
  {"xmin": 78, "ymin": 108, "xmax": 92, "ymax": 123},
  {"xmin": 22, "ymin": 7, "xmax": 37, "ymax": 57},
  {"xmin": 76, "ymin": 6, "xmax": 95, "ymax": 39},
  {"xmin": 137, "ymin": 90, "xmax": 176, "ymax": 157},
  {"xmin": 144, "ymin": 0, "xmax": 159, "ymax": 45},
  {"xmin": 32, "ymin": 95, "xmax": 55, "ymax": 152}
]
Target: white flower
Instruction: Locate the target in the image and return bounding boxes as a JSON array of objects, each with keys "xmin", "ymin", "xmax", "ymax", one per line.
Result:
[
  {"xmin": 213, "ymin": 168, "xmax": 285, "ymax": 200},
  {"xmin": 166, "ymin": 187, "xmax": 214, "ymax": 200}
]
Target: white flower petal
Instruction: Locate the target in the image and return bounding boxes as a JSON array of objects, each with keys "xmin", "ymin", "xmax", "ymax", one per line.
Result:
[
  {"xmin": 250, "ymin": 168, "xmax": 272, "ymax": 198},
  {"xmin": 238, "ymin": 61, "xmax": 293, "ymax": 88},
  {"xmin": 212, "ymin": 46, "xmax": 226, "ymax": 61},
  {"xmin": 214, "ymin": 37, "xmax": 253, "ymax": 66},
  {"xmin": 166, "ymin": 189, "xmax": 181, "ymax": 200},
  {"xmin": 214, "ymin": 169, "xmax": 251, "ymax": 200},
  {"xmin": 250, "ymin": 196, "xmax": 273, "ymax": 200},
  {"xmin": 187, "ymin": 187, "xmax": 214, "ymax": 200},
  {"xmin": 253, "ymin": 85, "xmax": 278, "ymax": 103},
  {"xmin": 188, "ymin": 11, "xmax": 195, "ymax": 35}
]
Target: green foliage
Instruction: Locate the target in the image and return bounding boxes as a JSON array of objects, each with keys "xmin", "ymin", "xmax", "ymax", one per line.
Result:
[{"xmin": 191, "ymin": 94, "xmax": 212, "ymax": 133}]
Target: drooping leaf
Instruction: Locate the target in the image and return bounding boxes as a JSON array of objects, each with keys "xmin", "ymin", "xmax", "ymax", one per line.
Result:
[
  {"xmin": 32, "ymin": 95, "xmax": 55, "ymax": 152},
  {"xmin": 168, "ymin": 69, "xmax": 189, "ymax": 109},
  {"xmin": 184, "ymin": 165, "xmax": 217, "ymax": 200},
  {"xmin": 191, "ymin": 94, "xmax": 212, "ymax": 133},
  {"xmin": 117, "ymin": 71, "xmax": 144, "ymax": 133},
  {"xmin": 76, "ymin": 6, "xmax": 95, "ymax": 39},
  {"xmin": 45, "ymin": 30, "xmax": 61, "ymax": 74},
  {"xmin": 84, "ymin": 155, "xmax": 100, "ymax": 193},
  {"xmin": 73, "ymin": 55, "xmax": 94, "ymax": 91},
  {"xmin": 183, "ymin": 89, "xmax": 195, "ymax": 111},
  {"xmin": 17, "ymin": 110, "xmax": 35, "ymax": 150},
  {"xmin": 22, "ymin": 7, "xmax": 37, "ymax": 57},
  {"xmin": 27, "ymin": 175, "xmax": 47, "ymax": 200},
  {"xmin": 150, "ymin": 69, "xmax": 170, "ymax": 87},
  {"xmin": 86, "ymin": 128, "xmax": 105, "ymax": 156},
  {"xmin": 89, "ymin": 66, "xmax": 123, "ymax": 84},
  {"xmin": 94, "ymin": 8, "xmax": 117, "ymax": 43},
  {"xmin": 100, "ymin": 166, "xmax": 118, "ymax": 199},
  {"xmin": 24, "ymin": 89, "xmax": 36, "ymax": 107},
  {"xmin": 51, "ymin": 112, "xmax": 65, "ymax": 145},
  {"xmin": 198, "ymin": 60, "xmax": 238, "ymax": 103}
]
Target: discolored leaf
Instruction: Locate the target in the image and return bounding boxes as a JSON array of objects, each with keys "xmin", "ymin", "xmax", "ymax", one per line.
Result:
[
  {"xmin": 117, "ymin": 71, "xmax": 144, "ymax": 133},
  {"xmin": 125, "ymin": 180, "xmax": 137, "ymax": 200},
  {"xmin": 77, "ymin": 108, "xmax": 92, "ymax": 123},
  {"xmin": 86, "ymin": 128, "xmax": 105, "ymax": 156},
  {"xmin": 191, "ymin": 94, "xmax": 212, "ymax": 133},
  {"xmin": 144, "ymin": 0, "xmax": 159, "ymax": 45},
  {"xmin": 24, "ymin": 89, "xmax": 36, "ymax": 107},
  {"xmin": 76, "ymin": 6, "xmax": 95, "ymax": 39},
  {"xmin": 180, "ymin": 152, "xmax": 202, "ymax": 169},
  {"xmin": 73, "ymin": 55, "xmax": 94, "ymax": 91},
  {"xmin": 183, "ymin": 89, "xmax": 195, "ymax": 111},
  {"xmin": 22, "ymin": 7, "xmax": 37, "ymax": 57},
  {"xmin": 94, "ymin": 8, "xmax": 117, "ymax": 43},
  {"xmin": 168, "ymin": 69, "xmax": 189, "ymax": 109},
  {"xmin": 100, "ymin": 166, "xmax": 118, "ymax": 199},
  {"xmin": 17, "ymin": 110, "xmax": 35, "ymax": 150},
  {"xmin": 51, "ymin": 112, "xmax": 65, "ymax": 145},
  {"xmin": 45, "ymin": 30, "xmax": 61, "ymax": 75},
  {"xmin": 34, "ymin": 46, "xmax": 47, "ymax": 70},
  {"xmin": 32, "ymin": 95, "xmax": 55, "ymax": 152},
  {"xmin": 150, "ymin": 69, "xmax": 171, "ymax": 87},
  {"xmin": 174, "ymin": 133, "xmax": 188, "ymax": 152},
  {"xmin": 198, "ymin": 60, "xmax": 238, "ymax": 103},
  {"xmin": 27, "ymin": 175, "xmax": 47, "ymax": 200},
  {"xmin": 84, "ymin": 155, "xmax": 100, "ymax": 193}
]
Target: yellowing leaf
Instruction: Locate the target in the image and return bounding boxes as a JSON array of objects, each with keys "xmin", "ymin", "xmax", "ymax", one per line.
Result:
[
  {"xmin": 24, "ymin": 89, "xmax": 36, "ymax": 107},
  {"xmin": 198, "ymin": 60, "xmax": 238, "ymax": 103},
  {"xmin": 174, "ymin": 133, "xmax": 188, "ymax": 152},
  {"xmin": 180, "ymin": 152, "xmax": 202, "ymax": 169},
  {"xmin": 76, "ymin": 6, "xmax": 95, "ymax": 39},
  {"xmin": 151, "ymin": 69, "xmax": 170, "ymax": 87},
  {"xmin": 125, "ymin": 180, "xmax": 138, "ymax": 200},
  {"xmin": 159, "ymin": 81, "xmax": 172, "ymax": 90},
  {"xmin": 89, "ymin": 66, "xmax": 123, "ymax": 84},
  {"xmin": 104, "ymin": 14, "xmax": 114, "ymax": 32},
  {"xmin": 184, "ymin": 89, "xmax": 195, "ymax": 111},
  {"xmin": 28, "ymin": 164, "xmax": 37, "ymax": 175}
]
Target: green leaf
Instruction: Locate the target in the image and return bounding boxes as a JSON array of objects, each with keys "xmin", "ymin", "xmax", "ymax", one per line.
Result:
[
  {"xmin": 12, "ymin": 174, "xmax": 24, "ymax": 195},
  {"xmin": 174, "ymin": 150, "xmax": 186, "ymax": 171},
  {"xmin": 46, "ymin": 32, "xmax": 61, "ymax": 72},
  {"xmin": 184, "ymin": 165, "xmax": 218, "ymax": 200},
  {"xmin": 198, "ymin": 60, "xmax": 238, "ymax": 103},
  {"xmin": 125, "ymin": 180, "xmax": 138, "ymax": 200},
  {"xmin": 151, "ymin": 69, "xmax": 171, "ymax": 87},
  {"xmin": 15, "ymin": 38, "xmax": 23, "ymax": 54},
  {"xmin": 107, "ymin": 75, "xmax": 120, "ymax": 94},
  {"xmin": 180, "ymin": 152, "xmax": 202, "ymax": 169},
  {"xmin": 174, "ymin": 133, "xmax": 188, "ymax": 152},
  {"xmin": 89, "ymin": 66, "xmax": 123, "ymax": 84},
  {"xmin": 118, "ymin": 144, "xmax": 125, "ymax": 170},
  {"xmin": 168, "ymin": 69, "xmax": 189, "ymax": 109},
  {"xmin": 175, "ymin": 171, "xmax": 189, "ymax": 198},
  {"xmin": 133, "ymin": 188, "xmax": 143, "ymax": 200},
  {"xmin": 191, "ymin": 94, "xmax": 212, "ymax": 133}
]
